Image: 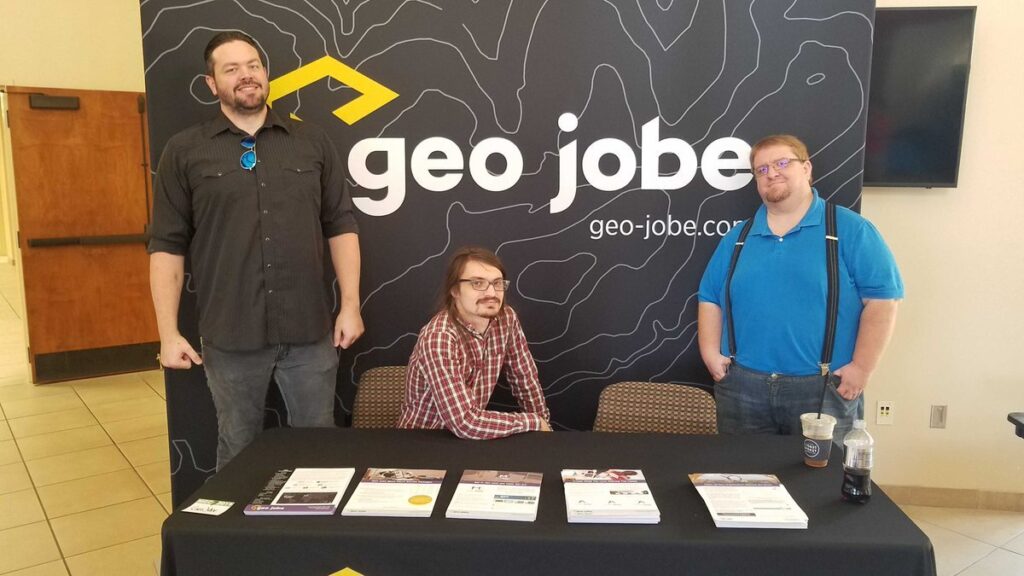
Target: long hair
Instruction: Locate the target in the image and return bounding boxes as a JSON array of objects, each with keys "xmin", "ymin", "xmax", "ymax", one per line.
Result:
[{"xmin": 438, "ymin": 247, "xmax": 508, "ymax": 326}]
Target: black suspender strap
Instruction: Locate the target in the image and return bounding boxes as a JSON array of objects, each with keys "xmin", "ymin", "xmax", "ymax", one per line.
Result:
[
  {"xmin": 721, "ymin": 202, "xmax": 840, "ymax": 368},
  {"xmin": 820, "ymin": 201, "xmax": 840, "ymax": 376},
  {"xmin": 723, "ymin": 217, "xmax": 755, "ymax": 359}
]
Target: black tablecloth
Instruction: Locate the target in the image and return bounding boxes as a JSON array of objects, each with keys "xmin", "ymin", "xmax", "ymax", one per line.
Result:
[{"xmin": 161, "ymin": 428, "xmax": 936, "ymax": 576}]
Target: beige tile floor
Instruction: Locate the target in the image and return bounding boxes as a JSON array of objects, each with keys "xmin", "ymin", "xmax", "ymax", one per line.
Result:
[
  {"xmin": 1, "ymin": 263, "xmax": 1024, "ymax": 575},
  {"xmin": 0, "ymin": 264, "xmax": 167, "ymax": 575}
]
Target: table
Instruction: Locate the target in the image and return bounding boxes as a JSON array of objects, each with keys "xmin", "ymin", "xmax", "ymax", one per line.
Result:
[{"xmin": 161, "ymin": 428, "xmax": 936, "ymax": 576}]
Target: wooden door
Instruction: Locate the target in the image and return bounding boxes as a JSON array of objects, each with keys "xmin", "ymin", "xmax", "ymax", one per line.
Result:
[{"xmin": 5, "ymin": 87, "xmax": 158, "ymax": 383}]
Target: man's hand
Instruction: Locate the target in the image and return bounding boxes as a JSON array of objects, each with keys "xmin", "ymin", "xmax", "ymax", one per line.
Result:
[
  {"xmin": 833, "ymin": 363, "xmax": 870, "ymax": 400},
  {"xmin": 333, "ymin": 305, "xmax": 365, "ymax": 349},
  {"xmin": 159, "ymin": 334, "xmax": 202, "ymax": 369},
  {"xmin": 704, "ymin": 353, "xmax": 732, "ymax": 382}
]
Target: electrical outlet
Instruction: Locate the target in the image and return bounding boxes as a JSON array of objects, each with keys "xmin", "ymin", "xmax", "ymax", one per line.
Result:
[
  {"xmin": 876, "ymin": 401, "xmax": 894, "ymax": 425},
  {"xmin": 930, "ymin": 405, "xmax": 947, "ymax": 429}
]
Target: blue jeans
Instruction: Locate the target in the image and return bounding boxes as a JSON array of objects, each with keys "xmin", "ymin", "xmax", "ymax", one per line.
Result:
[
  {"xmin": 715, "ymin": 362, "xmax": 862, "ymax": 443},
  {"xmin": 203, "ymin": 336, "xmax": 339, "ymax": 470}
]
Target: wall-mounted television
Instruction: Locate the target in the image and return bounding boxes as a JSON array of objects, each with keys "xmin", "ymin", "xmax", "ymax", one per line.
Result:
[{"xmin": 864, "ymin": 7, "xmax": 976, "ymax": 188}]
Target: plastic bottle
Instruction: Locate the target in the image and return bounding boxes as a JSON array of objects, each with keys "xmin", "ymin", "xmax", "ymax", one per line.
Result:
[{"xmin": 841, "ymin": 419, "xmax": 873, "ymax": 503}]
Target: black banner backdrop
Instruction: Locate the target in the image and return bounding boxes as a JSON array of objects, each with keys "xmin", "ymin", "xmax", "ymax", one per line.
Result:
[{"xmin": 141, "ymin": 0, "xmax": 875, "ymax": 504}]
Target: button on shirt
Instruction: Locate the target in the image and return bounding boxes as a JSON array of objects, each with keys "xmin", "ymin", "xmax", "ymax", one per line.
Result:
[
  {"xmin": 398, "ymin": 306, "xmax": 550, "ymax": 439},
  {"xmin": 148, "ymin": 110, "xmax": 358, "ymax": 350}
]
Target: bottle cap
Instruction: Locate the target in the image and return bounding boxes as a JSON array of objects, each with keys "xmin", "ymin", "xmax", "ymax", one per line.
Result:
[{"xmin": 853, "ymin": 419, "xmax": 866, "ymax": 429}]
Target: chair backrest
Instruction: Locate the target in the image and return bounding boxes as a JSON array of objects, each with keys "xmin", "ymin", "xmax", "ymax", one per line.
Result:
[
  {"xmin": 352, "ymin": 366, "xmax": 407, "ymax": 429},
  {"xmin": 592, "ymin": 381, "xmax": 717, "ymax": 434}
]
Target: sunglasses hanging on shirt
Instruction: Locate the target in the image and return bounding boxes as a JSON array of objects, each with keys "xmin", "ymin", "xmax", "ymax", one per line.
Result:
[{"xmin": 240, "ymin": 136, "xmax": 257, "ymax": 170}]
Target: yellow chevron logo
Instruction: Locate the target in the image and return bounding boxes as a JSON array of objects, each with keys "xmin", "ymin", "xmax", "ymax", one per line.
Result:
[
  {"xmin": 327, "ymin": 568, "xmax": 364, "ymax": 576},
  {"xmin": 268, "ymin": 56, "xmax": 397, "ymax": 125}
]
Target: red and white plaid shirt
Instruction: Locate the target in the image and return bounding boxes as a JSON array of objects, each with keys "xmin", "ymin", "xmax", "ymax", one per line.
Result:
[{"xmin": 397, "ymin": 306, "xmax": 550, "ymax": 439}]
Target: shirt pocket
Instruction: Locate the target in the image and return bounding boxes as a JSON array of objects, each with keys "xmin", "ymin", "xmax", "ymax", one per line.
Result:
[
  {"xmin": 191, "ymin": 165, "xmax": 251, "ymax": 213},
  {"xmin": 279, "ymin": 164, "xmax": 322, "ymax": 212}
]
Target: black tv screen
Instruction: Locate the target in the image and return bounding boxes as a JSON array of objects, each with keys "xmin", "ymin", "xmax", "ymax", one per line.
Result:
[{"xmin": 864, "ymin": 7, "xmax": 976, "ymax": 188}]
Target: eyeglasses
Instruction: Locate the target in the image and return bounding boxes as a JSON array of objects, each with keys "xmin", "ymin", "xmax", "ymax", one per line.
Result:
[
  {"xmin": 753, "ymin": 157, "xmax": 805, "ymax": 178},
  {"xmin": 240, "ymin": 136, "xmax": 257, "ymax": 170},
  {"xmin": 459, "ymin": 278, "xmax": 511, "ymax": 292}
]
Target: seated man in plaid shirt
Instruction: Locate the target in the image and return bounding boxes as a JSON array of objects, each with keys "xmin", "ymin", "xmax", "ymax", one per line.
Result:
[{"xmin": 397, "ymin": 247, "xmax": 552, "ymax": 439}]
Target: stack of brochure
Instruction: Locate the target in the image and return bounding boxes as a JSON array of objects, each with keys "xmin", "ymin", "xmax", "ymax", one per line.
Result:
[
  {"xmin": 560, "ymin": 469, "xmax": 660, "ymax": 524},
  {"xmin": 341, "ymin": 468, "xmax": 446, "ymax": 517},
  {"xmin": 689, "ymin": 473, "xmax": 808, "ymax": 529},
  {"xmin": 445, "ymin": 470, "xmax": 543, "ymax": 522},
  {"xmin": 243, "ymin": 468, "xmax": 355, "ymax": 516}
]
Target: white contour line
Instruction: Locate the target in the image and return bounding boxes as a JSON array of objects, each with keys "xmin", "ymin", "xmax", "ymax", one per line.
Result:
[
  {"xmin": 170, "ymin": 439, "xmax": 217, "ymax": 475},
  {"xmin": 637, "ymin": 0, "xmax": 700, "ymax": 52},
  {"xmin": 462, "ymin": 0, "xmax": 515, "ymax": 61},
  {"xmin": 516, "ymin": 253, "xmax": 598, "ymax": 305}
]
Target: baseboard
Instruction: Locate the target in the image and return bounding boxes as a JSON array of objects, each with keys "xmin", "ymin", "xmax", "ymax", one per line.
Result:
[
  {"xmin": 881, "ymin": 484, "xmax": 1024, "ymax": 513},
  {"xmin": 33, "ymin": 342, "xmax": 161, "ymax": 383}
]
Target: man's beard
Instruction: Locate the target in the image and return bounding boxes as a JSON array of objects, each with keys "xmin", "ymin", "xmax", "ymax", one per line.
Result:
[
  {"xmin": 476, "ymin": 298, "xmax": 502, "ymax": 318},
  {"xmin": 760, "ymin": 182, "xmax": 793, "ymax": 204},
  {"xmin": 228, "ymin": 83, "xmax": 266, "ymax": 114},
  {"xmin": 764, "ymin": 189, "xmax": 790, "ymax": 203}
]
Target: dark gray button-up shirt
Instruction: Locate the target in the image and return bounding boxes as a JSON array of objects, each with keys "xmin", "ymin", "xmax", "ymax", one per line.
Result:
[{"xmin": 148, "ymin": 109, "xmax": 358, "ymax": 350}]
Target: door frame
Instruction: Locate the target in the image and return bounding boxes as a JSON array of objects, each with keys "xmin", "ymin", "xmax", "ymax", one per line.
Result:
[{"xmin": 0, "ymin": 88, "xmax": 31, "ymax": 371}]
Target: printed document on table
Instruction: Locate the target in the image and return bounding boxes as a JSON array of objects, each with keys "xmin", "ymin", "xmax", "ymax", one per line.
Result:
[
  {"xmin": 244, "ymin": 468, "xmax": 355, "ymax": 516},
  {"xmin": 689, "ymin": 473, "xmax": 808, "ymax": 529},
  {"xmin": 561, "ymin": 469, "xmax": 660, "ymax": 524},
  {"xmin": 341, "ymin": 468, "xmax": 446, "ymax": 518},
  {"xmin": 446, "ymin": 470, "xmax": 543, "ymax": 522}
]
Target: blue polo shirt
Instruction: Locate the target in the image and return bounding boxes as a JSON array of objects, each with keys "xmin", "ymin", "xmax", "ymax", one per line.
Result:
[{"xmin": 698, "ymin": 190, "xmax": 904, "ymax": 375}]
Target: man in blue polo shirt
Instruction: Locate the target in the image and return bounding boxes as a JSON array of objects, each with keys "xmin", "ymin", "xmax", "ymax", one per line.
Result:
[{"xmin": 698, "ymin": 134, "xmax": 902, "ymax": 442}]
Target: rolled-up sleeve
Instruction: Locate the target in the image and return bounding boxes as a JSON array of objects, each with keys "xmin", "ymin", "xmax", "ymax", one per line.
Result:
[
  {"xmin": 317, "ymin": 130, "xmax": 359, "ymax": 238},
  {"xmin": 147, "ymin": 138, "xmax": 194, "ymax": 255}
]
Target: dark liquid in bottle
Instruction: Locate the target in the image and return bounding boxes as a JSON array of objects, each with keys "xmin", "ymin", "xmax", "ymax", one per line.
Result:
[{"xmin": 841, "ymin": 467, "xmax": 872, "ymax": 503}]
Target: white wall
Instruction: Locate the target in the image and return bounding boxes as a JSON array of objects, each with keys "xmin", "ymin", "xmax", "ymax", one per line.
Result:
[
  {"xmin": 867, "ymin": 0, "xmax": 1024, "ymax": 494},
  {"xmin": 0, "ymin": 0, "xmax": 145, "ymax": 91},
  {"xmin": 0, "ymin": 0, "xmax": 1020, "ymax": 494}
]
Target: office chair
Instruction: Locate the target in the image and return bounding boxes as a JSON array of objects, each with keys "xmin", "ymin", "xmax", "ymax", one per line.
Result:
[
  {"xmin": 592, "ymin": 381, "xmax": 718, "ymax": 434},
  {"xmin": 352, "ymin": 366, "xmax": 407, "ymax": 429}
]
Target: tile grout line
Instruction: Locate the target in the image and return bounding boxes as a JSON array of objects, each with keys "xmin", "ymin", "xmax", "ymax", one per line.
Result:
[
  {"xmin": 41, "ymin": 381, "xmax": 164, "ymax": 571},
  {"xmin": 44, "ymin": 495, "xmax": 159, "ymax": 567},
  {"xmin": 951, "ymin": 522, "xmax": 1024, "ymax": 550},
  {"xmin": 999, "ymin": 526, "xmax": 1024, "ymax": 551},
  {"xmin": 0, "ymin": 398, "xmax": 75, "ymax": 576},
  {"xmin": 60, "ymin": 532, "xmax": 163, "ymax": 565},
  {"xmin": 1, "ymin": 266, "xmax": 169, "ymax": 573},
  {"xmin": 76, "ymin": 382, "xmax": 169, "ymax": 504},
  {"xmin": 7, "ymin": 390, "xmax": 166, "ymax": 438},
  {"xmin": 0, "ymin": 290, "xmax": 18, "ymax": 320},
  {"xmin": 908, "ymin": 510, "xmax": 1024, "ymax": 549},
  {"xmin": 3, "ymin": 402, "xmax": 85, "ymax": 430},
  {"xmin": 952, "ymin": 546, "xmax": 1001, "ymax": 576},
  {"xmin": 911, "ymin": 515, "xmax": 1024, "ymax": 576},
  {"xmin": 4, "ymin": 381, "xmax": 163, "ymax": 554},
  {"xmin": 908, "ymin": 516, "xmax": 993, "ymax": 547}
]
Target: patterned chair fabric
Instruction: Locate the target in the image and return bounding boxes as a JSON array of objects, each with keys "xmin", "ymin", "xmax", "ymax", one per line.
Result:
[
  {"xmin": 592, "ymin": 381, "xmax": 717, "ymax": 434},
  {"xmin": 352, "ymin": 366, "xmax": 407, "ymax": 429}
]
